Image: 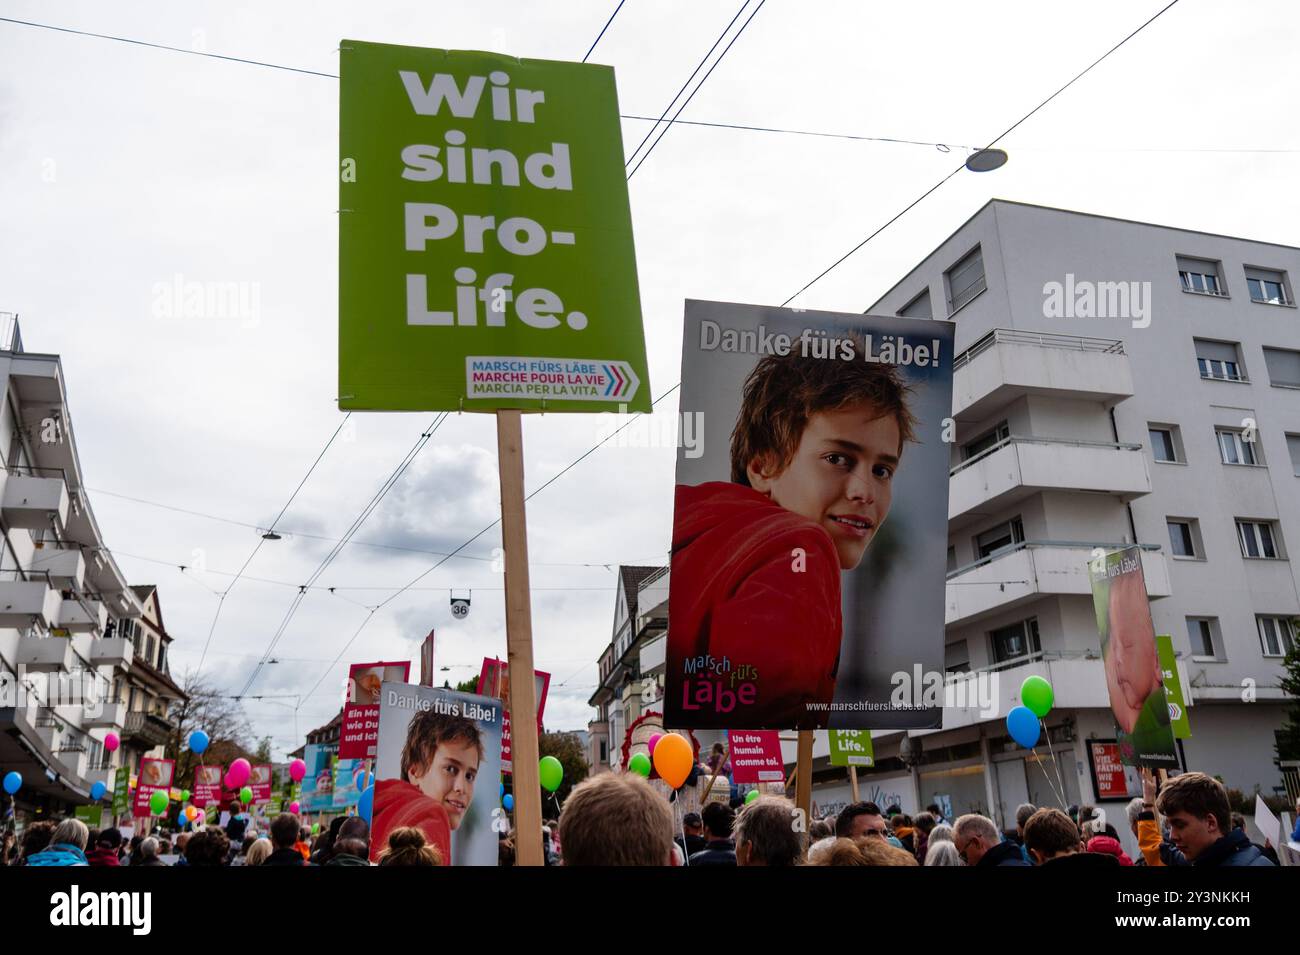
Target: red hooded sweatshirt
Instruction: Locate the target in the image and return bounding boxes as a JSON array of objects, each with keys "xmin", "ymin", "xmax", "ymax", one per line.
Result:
[
  {"xmin": 370, "ymin": 779, "xmax": 453, "ymax": 865},
  {"xmin": 1086, "ymin": 835, "xmax": 1134, "ymax": 866},
  {"xmin": 666, "ymin": 482, "xmax": 842, "ymax": 729}
]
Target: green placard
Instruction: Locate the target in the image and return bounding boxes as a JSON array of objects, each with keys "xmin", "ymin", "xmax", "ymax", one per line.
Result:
[
  {"xmin": 339, "ymin": 40, "xmax": 650, "ymax": 413},
  {"xmin": 75, "ymin": 805, "xmax": 103, "ymax": 828},
  {"xmin": 829, "ymin": 730, "xmax": 874, "ymax": 767},
  {"xmin": 111, "ymin": 766, "xmax": 130, "ymax": 817},
  {"xmin": 1156, "ymin": 635, "xmax": 1192, "ymax": 739}
]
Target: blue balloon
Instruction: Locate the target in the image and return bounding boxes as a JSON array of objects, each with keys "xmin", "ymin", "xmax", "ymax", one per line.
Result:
[
  {"xmin": 1006, "ymin": 705, "xmax": 1041, "ymax": 749},
  {"xmin": 3, "ymin": 771, "xmax": 20, "ymax": 795},
  {"xmin": 90, "ymin": 781, "xmax": 107, "ymax": 801},
  {"xmin": 188, "ymin": 730, "xmax": 209, "ymax": 755},
  {"xmin": 357, "ymin": 786, "xmax": 373, "ymax": 824},
  {"xmin": 499, "ymin": 782, "xmax": 505, "ymax": 798},
  {"xmin": 503, "ymin": 794, "xmax": 514, "ymax": 812}
]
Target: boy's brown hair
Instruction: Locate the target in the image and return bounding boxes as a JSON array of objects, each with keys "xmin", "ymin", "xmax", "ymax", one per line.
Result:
[
  {"xmin": 559, "ymin": 773, "xmax": 674, "ymax": 866},
  {"xmin": 1023, "ymin": 808, "xmax": 1082, "ymax": 857},
  {"xmin": 1155, "ymin": 771, "xmax": 1230, "ymax": 833},
  {"xmin": 730, "ymin": 342, "xmax": 918, "ymax": 485},
  {"xmin": 400, "ymin": 710, "xmax": 485, "ymax": 781}
]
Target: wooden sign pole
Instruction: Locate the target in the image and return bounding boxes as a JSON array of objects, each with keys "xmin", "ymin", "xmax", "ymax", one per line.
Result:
[
  {"xmin": 849, "ymin": 765, "xmax": 860, "ymax": 803},
  {"xmin": 794, "ymin": 730, "xmax": 813, "ymax": 823},
  {"xmin": 496, "ymin": 410, "xmax": 543, "ymax": 867}
]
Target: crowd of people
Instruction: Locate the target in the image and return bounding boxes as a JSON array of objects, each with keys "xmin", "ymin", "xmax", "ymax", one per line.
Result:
[{"xmin": 2, "ymin": 769, "xmax": 1292, "ymax": 867}]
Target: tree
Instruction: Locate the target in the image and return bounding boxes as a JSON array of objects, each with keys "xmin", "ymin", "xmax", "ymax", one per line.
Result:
[
  {"xmin": 538, "ymin": 730, "xmax": 589, "ymax": 808},
  {"xmin": 166, "ymin": 670, "xmax": 257, "ymax": 785},
  {"xmin": 454, "ymin": 677, "xmax": 479, "ymax": 694},
  {"xmin": 254, "ymin": 737, "xmax": 273, "ymax": 763},
  {"xmin": 1276, "ymin": 634, "xmax": 1300, "ymax": 762}
]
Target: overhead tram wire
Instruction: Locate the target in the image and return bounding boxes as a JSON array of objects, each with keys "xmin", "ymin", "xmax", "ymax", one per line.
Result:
[
  {"xmin": 195, "ymin": 413, "xmax": 352, "ymax": 673},
  {"xmin": 627, "ymin": 0, "xmax": 767, "ymax": 181},
  {"xmin": 583, "ymin": 0, "xmax": 628, "ymax": 63},
  {"xmin": 234, "ymin": 413, "xmax": 447, "ymax": 700}
]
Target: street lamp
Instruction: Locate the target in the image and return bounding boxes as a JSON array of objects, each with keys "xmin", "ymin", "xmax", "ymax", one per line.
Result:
[{"xmin": 965, "ymin": 148, "xmax": 1009, "ymax": 172}]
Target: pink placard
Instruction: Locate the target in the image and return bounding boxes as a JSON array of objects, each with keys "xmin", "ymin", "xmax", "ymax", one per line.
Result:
[
  {"xmin": 727, "ymin": 730, "xmax": 784, "ymax": 784},
  {"xmin": 340, "ymin": 660, "xmax": 411, "ymax": 759}
]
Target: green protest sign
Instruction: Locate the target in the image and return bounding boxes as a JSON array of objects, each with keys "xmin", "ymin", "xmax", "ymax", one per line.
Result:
[
  {"xmin": 339, "ymin": 40, "xmax": 650, "ymax": 412},
  {"xmin": 75, "ymin": 805, "xmax": 103, "ymax": 828},
  {"xmin": 1156, "ymin": 634, "xmax": 1191, "ymax": 739},
  {"xmin": 829, "ymin": 730, "xmax": 874, "ymax": 767},
  {"xmin": 111, "ymin": 766, "xmax": 130, "ymax": 817}
]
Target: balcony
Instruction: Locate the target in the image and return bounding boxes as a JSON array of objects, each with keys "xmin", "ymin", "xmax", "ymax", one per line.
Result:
[
  {"xmin": 58, "ymin": 597, "xmax": 107, "ymax": 634},
  {"xmin": 17, "ymin": 634, "xmax": 74, "ymax": 672},
  {"xmin": 931, "ymin": 652, "xmax": 1113, "ymax": 733},
  {"xmin": 89, "ymin": 636, "xmax": 134, "ymax": 668},
  {"xmin": 1, "ymin": 470, "xmax": 70, "ymax": 529},
  {"xmin": 122, "ymin": 711, "xmax": 175, "ymax": 748},
  {"xmin": 31, "ymin": 544, "xmax": 86, "ymax": 590},
  {"xmin": 945, "ymin": 541, "xmax": 1171, "ymax": 626},
  {"xmin": 949, "ymin": 436, "xmax": 1151, "ymax": 528},
  {"xmin": 951, "ymin": 329, "xmax": 1133, "ymax": 422},
  {"xmin": 0, "ymin": 571, "xmax": 62, "ymax": 628},
  {"xmin": 82, "ymin": 702, "xmax": 125, "ymax": 728}
]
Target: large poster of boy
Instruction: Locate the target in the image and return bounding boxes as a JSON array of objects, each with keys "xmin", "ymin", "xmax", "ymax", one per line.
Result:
[
  {"xmin": 371, "ymin": 683, "xmax": 503, "ymax": 866},
  {"xmin": 1089, "ymin": 546, "xmax": 1178, "ymax": 767},
  {"xmin": 666, "ymin": 301, "xmax": 954, "ymax": 730}
]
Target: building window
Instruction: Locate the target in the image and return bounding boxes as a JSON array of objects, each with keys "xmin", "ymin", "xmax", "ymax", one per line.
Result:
[
  {"xmin": 1245, "ymin": 267, "xmax": 1290, "ymax": 305},
  {"xmin": 1262, "ymin": 346, "xmax": 1300, "ymax": 389},
  {"xmin": 599, "ymin": 739, "xmax": 607, "ymax": 763},
  {"xmin": 1177, "ymin": 255, "xmax": 1225, "ymax": 296},
  {"xmin": 1257, "ymin": 616, "xmax": 1296, "ymax": 657},
  {"xmin": 1167, "ymin": 519, "xmax": 1200, "ymax": 558},
  {"xmin": 945, "ymin": 640, "xmax": 971, "ymax": 675},
  {"xmin": 975, "ymin": 516, "xmax": 1025, "ymax": 560},
  {"xmin": 963, "ymin": 421, "xmax": 1010, "ymax": 460},
  {"xmin": 1236, "ymin": 519, "xmax": 1281, "ymax": 559},
  {"xmin": 1194, "ymin": 339, "xmax": 1246, "ymax": 382},
  {"xmin": 990, "ymin": 618, "xmax": 1040, "ymax": 665},
  {"xmin": 899, "ymin": 289, "xmax": 932, "ymax": 319},
  {"xmin": 1287, "ymin": 433, "xmax": 1300, "ymax": 477},
  {"xmin": 1216, "ymin": 428, "xmax": 1259, "ymax": 466},
  {"xmin": 1148, "ymin": 425, "xmax": 1181, "ymax": 463},
  {"xmin": 946, "ymin": 246, "xmax": 986, "ymax": 314},
  {"xmin": 1185, "ymin": 617, "xmax": 1218, "ymax": 659}
]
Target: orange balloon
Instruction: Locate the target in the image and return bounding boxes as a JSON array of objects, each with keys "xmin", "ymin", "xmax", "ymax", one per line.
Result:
[{"xmin": 652, "ymin": 733, "xmax": 693, "ymax": 789}]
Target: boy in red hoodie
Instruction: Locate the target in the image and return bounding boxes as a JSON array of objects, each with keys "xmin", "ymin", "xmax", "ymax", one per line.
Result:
[
  {"xmin": 370, "ymin": 709, "xmax": 483, "ymax": 865},
  {"xmin": 668, "ymin": 342, "xmax": 916, "ymax": 729}
]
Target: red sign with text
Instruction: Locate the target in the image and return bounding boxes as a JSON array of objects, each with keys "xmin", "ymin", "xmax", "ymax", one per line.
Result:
[
  {"xmin": 340, "ymin": 660, "xmax": 411, "ymax": 758},
  {"xmin": 133, "ymin": 757, "xmax": 175, "ymax": 816},
  {"xmin": 477, "ymin": 658, "xmax": 550, "ymax": 773},
  {"xmin": 727, "ymin": 730, "xmax": 785, "ymax": 783},
  {"xmin": 193, "ymin": 765, "xmax": 222, "ymax": 807},
  {"xmin": 251, "ymin": 763, "xmax": 273, "ymax": 803},
  {"xmin": 1090, "ymin": 742, "xmax": 1133, "ymax": 800}
]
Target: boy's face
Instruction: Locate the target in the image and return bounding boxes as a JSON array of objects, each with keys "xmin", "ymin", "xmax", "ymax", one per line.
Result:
[
  {"xmin": 409, "ymin": 739, "xmax": 480, "ymax": 830},
  {"xmin": 748, "ymin": 403, "xmax": 900, "ymax": 570}
]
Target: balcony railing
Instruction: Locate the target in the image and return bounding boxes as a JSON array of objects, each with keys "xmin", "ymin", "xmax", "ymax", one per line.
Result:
[
  {"xmin": 947, "ymin": 540, "xmax": 1161, "ymax": 580},
  {"xmin": 953, "ymin": 328, "xmax": 1126, "ymax": 372},
  {"xmin": 950, "ymin": 434, "xmax": 1144, "ymax": 476}
]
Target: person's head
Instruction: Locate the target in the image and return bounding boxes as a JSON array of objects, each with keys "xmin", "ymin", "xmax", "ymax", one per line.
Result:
[
  {"xmin": 1014, "ymin": 803, "xmax": 1038, "ymax": 837},
  {"xmin": 835, "ymin": 801, "xmax": 886, "ymax": 840},
  {"xmin": 559, "ymin": 774, "xmax": 674, "ymax": 866},
  {"xmin": 1230, "ymin": 812, "xmax": 1246, "ymax": 832},
  {"xmin": 924, "ymin": 841, "xmax": 963, "ymax": 866},
  {"xmin": 378, "ymin": 826, "xmax": 440, "ymax": 866},
  {"xmin": 139, "ymin": 837, "xmax": 159, "ymax": 861},
  {"xmin": 682, "ymin": 812, "xmax": 703, "ymax": 836},
  {"xmin": 335, "ymin": 817, "xmax": 370, "ymax": 858},
  {"xmin": 19, "ymin": 821, "xmax": 54, "ymax": 860},
  {"xmin": 912, "ymin": 812, "xmax": 936, "ymax": 837},
  {"xmin": 730, "ymin": 345, "xmax": 917, "ymax": 571},
  {"xmin": 926, "ymin": 803, "xmax": 943, "ymax": 818},
  {"xmin": 1103, "ymin": 566, "xmax": 1163, "ymax": 733},
  {"xmin": 244, "ymin": 838, "xmax": 272, "ymax": 866},
  {"xmin": 805, "ymin": 836, "xmax": 916, "ymax": 866},
  {"xmin": 711, "ymin": 742, "xmax": 724, "ymax": 756},
  {"xmin": 185, "ymin": 829, "xmax": 230, "ymax": 866},
  {"xmin": 51, "ymin": 818, "xmax": 89, "ymax": 851},
  {"xmin": 701, "ymin": 802, "xmax": 735, "ymax": 841},
  {"xmin": 809, "ymin": 819, "xmax": 833, "ymax": 841},
  {"xmin": 400, "ymin": 710, "xmax": 484, "ymax": 831},
  {"xmin": 240, "ymin": 835, "xmax": 256, "ymax": 856},
  {"xmin": 1155, "ymin": 772, "xmax": 1231, "ymax": 862},
  {"xmin": 1023, "ymin": 808, "xmax": 1083, "ymax": 864},
  {"xmin": 97, "ymin": 827, "xmax": 123, "ymax": 850},
  {"xmin": 270, "ymin": 813, "xmax": 300, "ymax": 850},
  {"xmin": 175, "ymin": 832, "xmax": 190, "ymax": 853},
  {"xmin": 884, "ymin": 804, "xmax": 902, "ymax": 817},
  {"xmin": 298, "ymin": 827, "xmax": 311, "ymax": 843},
  {"xmin": 889, "ymin": 813, "xmax": 913, "ymax": 833},
  {"xmin": 952, "ymin": 814, "xmax": 1000, "ymax": 866},
  {"xmin": 734, "ymin": 796, "xmax": 805, "ymax": 866},
  {"xmin": 928, "ymin": 823, "xmax": 953, "ymax": 845}
]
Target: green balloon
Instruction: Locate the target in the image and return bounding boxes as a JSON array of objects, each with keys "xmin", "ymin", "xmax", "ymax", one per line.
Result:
[
  {"xmin": 312, "ymin": 823, "xmax": 320, "ymax": 834},
  {"xmin": 181, "ymin": 789, "xmax": 190, "ymax": 802},
  {"xmin": 628, "ymin": 753, "xmax": 652, "ymax": 777},
  {"xmin": 148, "ymin": 790, "xmax": 169, "ymax": 815},
  {"xmin": 1021, "ymin": 675, "xmax": 1054, "ymax": 718},
  {"xmin": 538, "ymin": 755, "xmax": 563, "ymax": 793},
  {"xmin": 239, "ymin": 786, "xmax": 253, "ymax": 804},
  {"xmin": 745, "ymin": 790, "xmax": 760, "ymax": 805}
]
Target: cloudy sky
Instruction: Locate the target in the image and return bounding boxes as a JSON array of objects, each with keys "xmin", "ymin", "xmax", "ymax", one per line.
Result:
[{"xmin": 2, "ymin": 0, "xmax": 1297, "ymax": 757}]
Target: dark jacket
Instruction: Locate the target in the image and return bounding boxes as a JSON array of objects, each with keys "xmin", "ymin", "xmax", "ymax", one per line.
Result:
[
  {"xmin": 689, "ymin": 838, "xmax": 737, "ymax": 867},
  {"xmin": 135, "ymin": 856, "xmax": 168, "ymax": 867},
  {"xmin": 264, "ymin": 847, "xmax": 306, "ymax": 867},
  {"xmin": 1038, "ymin": 851, "xmax": 1120, "ymax": 869},
  {"xmin": 676, "ymin": 833, "xmax": 708, "ymax": 857},
  {"xmin": 325, "ymin": 852, "xmax": 369, "ymax": 867},
  {"xmin": 85, "ymin": 846, "xmax": 121, "ymax": 866},
  {"xmin": 1193, "ymin": 829, "xmax": 1275, "ymax": 867},
  {"xmin": 976, "ymin": 840, "xmax": 1031, "ymax": 867}
]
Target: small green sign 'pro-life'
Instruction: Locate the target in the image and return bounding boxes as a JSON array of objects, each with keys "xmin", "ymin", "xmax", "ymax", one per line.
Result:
[{"xmin": 339, "ymin": 40, "xmax": 650, "ymax": 412}]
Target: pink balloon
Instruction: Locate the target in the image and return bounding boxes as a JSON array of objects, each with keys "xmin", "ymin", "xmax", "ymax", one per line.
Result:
[
  {"xmin": 104, "ymin": 733, "xmax": 120, "ymax": 752},
  {"xmin": 196, "ymin": 809, "xmax": 206, "ymax": 822},
  {"xmin": 288, "ymin": 759, "xmax": 306, "ymax": 783},
  {"xmin": 647, "ymin": 733, "xmax": 663, "ymax": 755},
  {"xmin": 289, "ymin": 801, "xmax": 300, "ymax": 814},
  {"xmin": 227, "ymin": 758, "xmax": 251, "ymax": 787}
]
